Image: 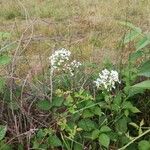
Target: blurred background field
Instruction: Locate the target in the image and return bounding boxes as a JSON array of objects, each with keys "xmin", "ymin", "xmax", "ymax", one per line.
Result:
[{"xmin": 0, "ymin": 0, "xmax": 150, "ymax": 76}]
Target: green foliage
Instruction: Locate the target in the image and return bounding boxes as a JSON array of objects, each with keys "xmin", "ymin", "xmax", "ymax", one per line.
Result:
[
  {"xmin": 138, "ymin": 140, "xmax": 150, "ymax": 150},
  {"xmin": 138, "ymin": 60, "xmax": 150, "ymax": 77},
  {"xmin": 0, "ymin": 125, "xmax": 7, "ymax": 140},
  {"xmin": 99, "ymin": 133, "xmax": 110, "ymax": 148},
  {"xmin": 36, "ymin": 100, "xmax": 52, "ymax": 111}
]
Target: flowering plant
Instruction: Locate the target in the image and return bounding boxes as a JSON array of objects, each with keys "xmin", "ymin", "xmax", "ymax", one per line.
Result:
[
  {"xmin": 49, "ymin": 48, "xmax": 82, "ymax": 76},
  {"xmin": 94, "ymin": 69, "xmax": 120, "ymax": 91}
]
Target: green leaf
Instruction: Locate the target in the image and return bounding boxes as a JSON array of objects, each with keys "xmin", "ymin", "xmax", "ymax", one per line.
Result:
[
  {"xmin": 100, "ymin": 125, "xmax": 111, "ymax": 133},
  {"xmin": 74, "ymin": 143, "xmax": 83, "ymax": 150},
  {"xmin": 36, "ymin": 100, "xmax": 52, "ymax": 111},
  {"xmin": 124, "ymin": 30, "xmax": 140, "ymax": 44},
  {"xmin": 78, "ymin": 119, "xmax": 97, "ymax": 131},
  {"xmin": 138, "ymin": 60, "xmax": 150, "ymax": 77},
  {"xmin": 52, "ymin": 97, "xmax": 64, "ymax": 107},
  {"xmin": 123, "ymin": 101, "xmax": 140, "ymax": 113},
  {"xmin": 129, "ymin": 122, "xmax": 139, "ymax": 129},
  {"xmin": 115, "ymin": 117, "xmax": 128, "ymax": 133},
  {"xmin": 136, "ymin": 36, "xmax": 150, "ymax": 51},
  {"xmin": 82, "ymin": 109, "xmax": 94, "ymax": 118},
  {"xmin": 132, "ymin": 80, "xmax": 150, "ymax": 89},
  {"xmin": 93, "ymin": 106, "xmax": 102, "ymax": 116},
  {"xmin": 128, "ymin": 86, "xmax": 144, "ymax": 97},
  {"xmin": 99, "ymin": 133, "xmax": 110, "ymax": 148},
  {"xmin": 130, "ymin": 106, "xmax": 140, "ymax": 113},
  {"xmin": 130, "ymin": 50, "xmax": 144, "ymax": 61},
  {"xmin": 92, "ymin": 129, "xmax": 100, "ymax": 140},
  {"xmin": 48, "ymin": 135, "xmax": 62, "ymax": 147},
  {"xmin": 0, "ymin": 125, "xmax": 7, "ymax": 140},
  {"xmin": 0, "ymin": 55, "xmax": 11, "ymax": 65},
  {"xmin": 138, "ymin": 140, "xmax": 150, "ymax": 150}
]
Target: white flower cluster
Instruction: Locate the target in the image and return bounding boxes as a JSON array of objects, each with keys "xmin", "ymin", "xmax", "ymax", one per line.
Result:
[
  {"xmin": 94, "ymin": 69, "xmax": 120, "ymax": 91},
  {"xmin": 49, "ymin": 48, "xmax": 82, "ymax": 76},
  {"xmin": 65, "ymin": 60, "xmax": 82, "ymax": 76},
  {"xmin": 49, "ymin": 48, "xmax": 71, "ymax": 70}
]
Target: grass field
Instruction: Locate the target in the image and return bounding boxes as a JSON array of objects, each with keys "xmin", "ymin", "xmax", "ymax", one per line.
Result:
[{"xmin": 1, "ymin": 0, "xmax": 150, "ymax": 74}]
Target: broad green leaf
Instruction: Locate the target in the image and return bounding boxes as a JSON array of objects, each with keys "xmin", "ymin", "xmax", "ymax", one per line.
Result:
[
  {"xmin": 124, "ymin": 30, "xmax": 140, "ymax": 44},
  {"xmin": 36, "ymin": 100, "xmax": 52, "ymax": 111},
  {"xmin": 100, "ymin": 125, "xmax": 111, "ymax": 133},
  {"xmin": 133, "ymin": 80, "xmax": 150, "ymax": 89},
  {"xmin": 99, "ymin": 133, "xmax": 110, "ymax": 148},
  {"xmin": 138, "ymin": 60, "xmax": 150, "ymax": 77},
  {"xmin": 0, "ymin": 55, "xmax": 11, "ymax": 65},
  {"xmin": 128, "ymin": 86, "xmax": 144, "ymax": 97},
  {"xmin": 52, "ymin": 97, "xmax": 64, "ymax": 107},
  {"xmin": 136, "ymin": 36, "xmax": 150, "ymax": 51},
  {"xmin": 0, "ymin": 125, "xmax": 7, "ymax": 140},
  {"xmin": 138, "ymin": 140, "xmax": 150, "ymax": 150},
  {"xmin": 48, "ymin": 135, "xmax": 62, "ymax": 147},
  {"xmin": 92, "ymin": 129, "xmax": 100, "ymax": 140},
  {"xmin": 78, "ymin": 119, "xmax": 97, "ymax": 131}
]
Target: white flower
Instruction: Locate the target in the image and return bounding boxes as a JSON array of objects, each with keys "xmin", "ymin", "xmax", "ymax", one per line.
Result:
[
  {"xmin": 49, "ymin": 48, "xmax": 71, "ymax": 71},
  {"xmin": 94, "ymin": 69, "xmax": 121, "ymax": 91},
  {"xmin": 49, "ymin": 48, "xmax": 82, "ymax": 75}
]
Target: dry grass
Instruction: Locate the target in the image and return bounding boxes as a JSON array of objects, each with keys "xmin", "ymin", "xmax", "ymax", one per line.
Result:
[{"xmin": 0, "ymin": 0, "xmax": 150, "ymax": 76}]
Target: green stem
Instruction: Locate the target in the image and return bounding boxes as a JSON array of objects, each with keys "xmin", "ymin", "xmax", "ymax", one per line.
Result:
[{"xmin": 118, "ymin": 128, "xmax": 150, "ymax": 150}]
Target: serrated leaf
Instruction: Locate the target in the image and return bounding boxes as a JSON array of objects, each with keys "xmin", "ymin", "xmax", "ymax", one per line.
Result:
[
  {"xmin": 138, "ymin": 140, "xmax": 150, "ymax": 150},
  {"xmin": 138, "ymin": 60, "xmax": 150, "ymax": 77},
  {"xmin": 99, "ymin": 133, "xmax": 110, "ymax": 148},
  {"xmin": 48, "ymin": 135, "xmax": 62, "ymax": 147},
  {"xmin": 0, "ymin": 55, "xmax": 11, "ymax": 65},
  {"xmin": 36, "ymin": 100, "xmax": 52, "ymax": 111},
  {"xmin": 133, "ymin": 80, "xmax": 150, "ymax": 89},
  {"xmin": 78, "ymin": 119, "xmax": 96, "ymax": 131},
  {"xmin": 0, "ymin": 125, "xmax": 7, "ymax": 140},
  {"xmin": 100, "ymin": 125, "xmax": 111, "ymax": 133},
  {"xmin": 92, "ymin": 129, "xmax": 100, "ymax": 140}
]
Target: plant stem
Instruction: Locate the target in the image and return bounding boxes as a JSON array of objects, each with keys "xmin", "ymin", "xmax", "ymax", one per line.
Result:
[{"xmin": 118, "ymin": 128, "xmax": 150, "ymax": 150}]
